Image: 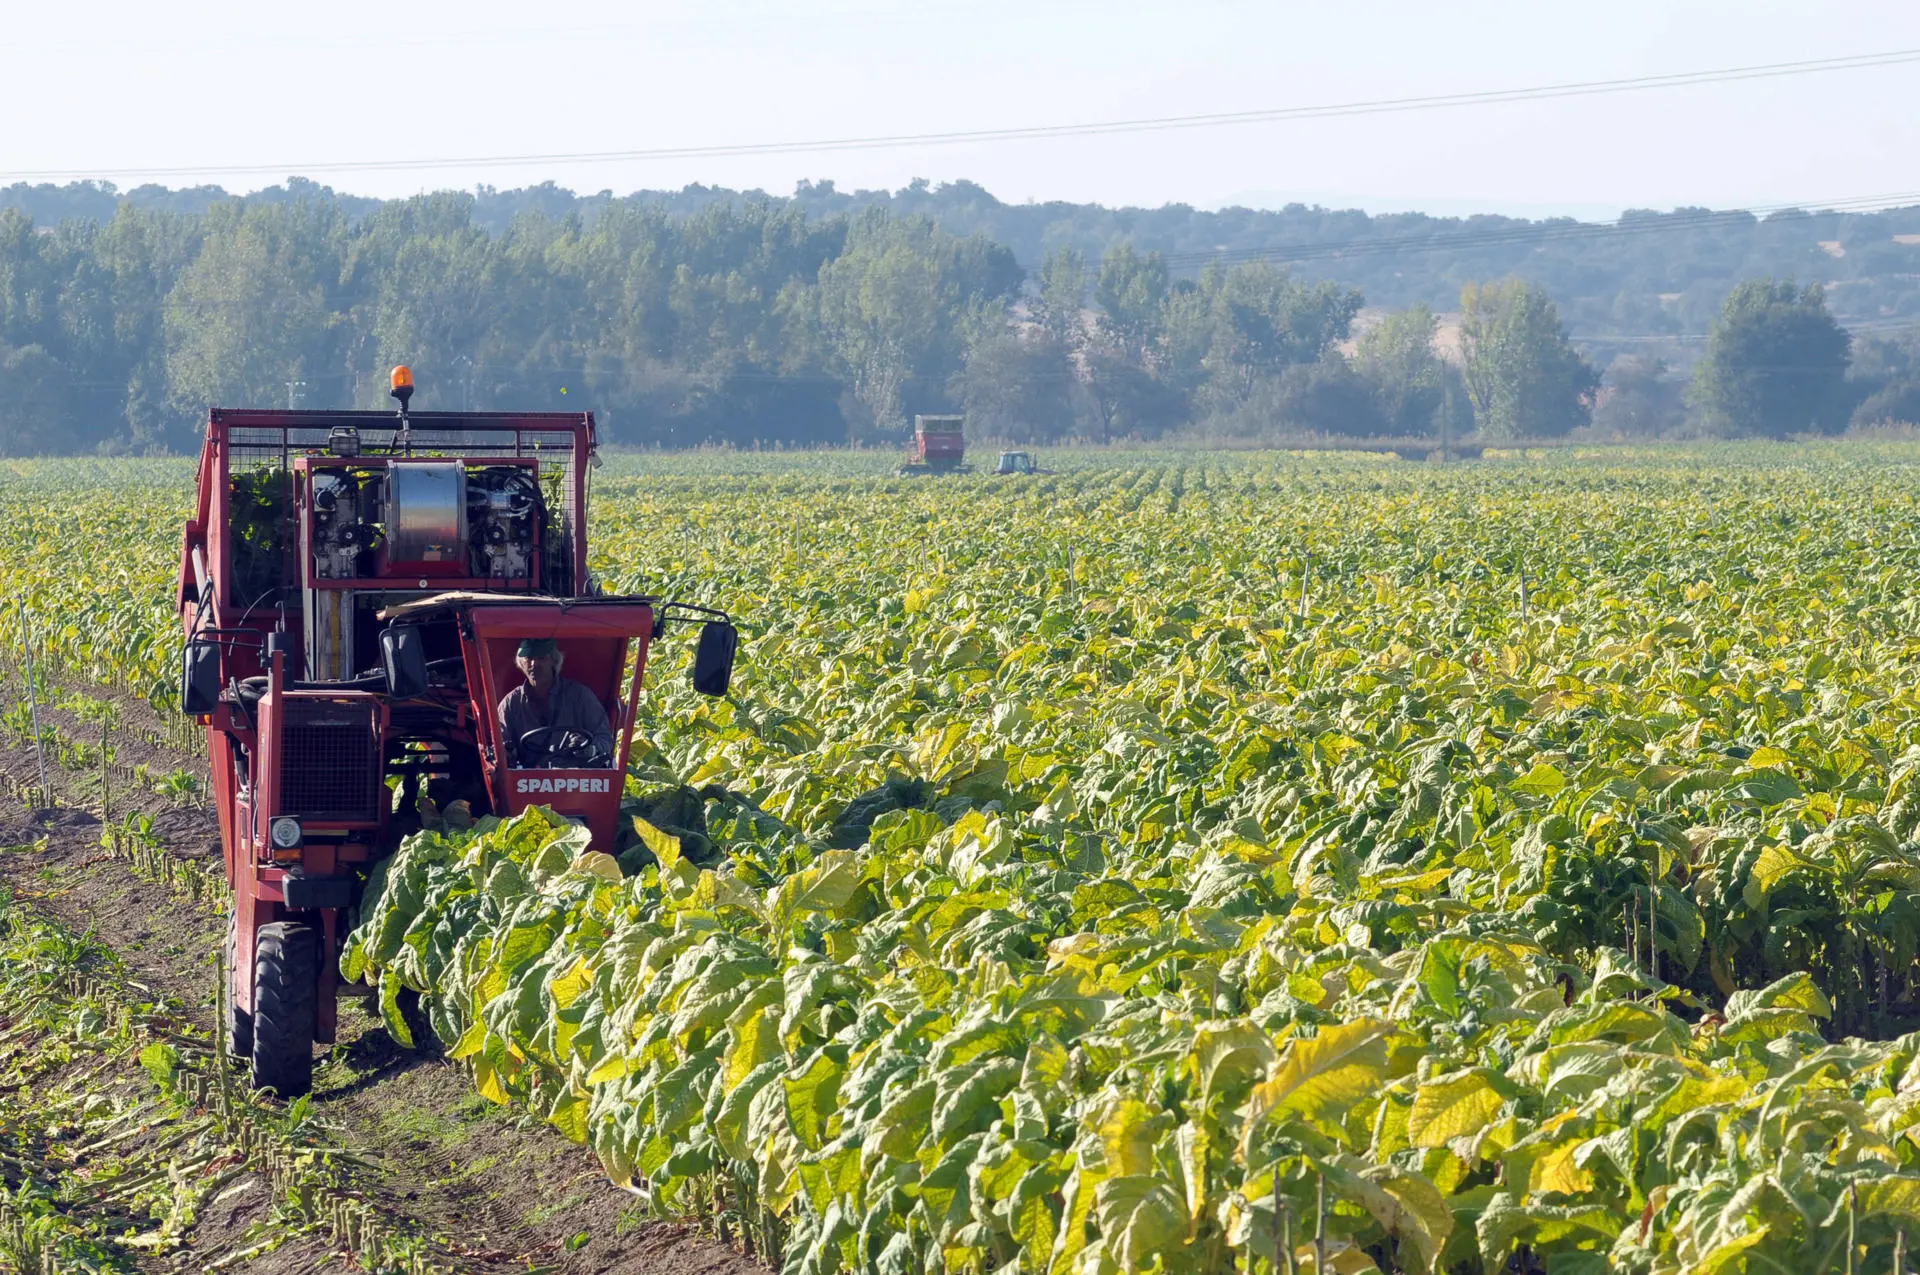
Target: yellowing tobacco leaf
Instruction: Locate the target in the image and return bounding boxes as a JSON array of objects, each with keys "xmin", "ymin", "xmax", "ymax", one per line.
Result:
[
  {"xmin": 1240, "ymin": 1018, "xmax": 1395, "ymax": 1154},
  {"xmin": 1408, "ymin": 1069, "xmax": 1509, "ymax": 1148},
  {"xmin": 1528, "ymin": 1139, "xmax": 1594, "ymax": 1195}
]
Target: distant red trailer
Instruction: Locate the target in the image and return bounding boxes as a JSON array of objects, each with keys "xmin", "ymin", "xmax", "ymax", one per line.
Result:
[
  {"xmin": 176, "ymin": 369, "xmax": 737, "ymax": 1096},
  {"xmin": 898, "ymin": 414, "xmax": 969, "ymax": 475}
]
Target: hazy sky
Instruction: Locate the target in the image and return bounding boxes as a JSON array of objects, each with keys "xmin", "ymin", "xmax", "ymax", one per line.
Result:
[{"xmin": 4, "ymin": 0, "xmax": 1917, "ymax": 219}]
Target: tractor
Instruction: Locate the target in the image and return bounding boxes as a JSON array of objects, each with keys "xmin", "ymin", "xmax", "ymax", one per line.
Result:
[
  {"xmin": 993, "ymin": 451, "xmax": 1052, "ymax": 476},
  {"xmin": 897, "ymin": 415, "xmax": 969, "ymax": 476},
  {"xmin": 176, "ymin": 367, "xmax": 737, "ymax": 1096}
]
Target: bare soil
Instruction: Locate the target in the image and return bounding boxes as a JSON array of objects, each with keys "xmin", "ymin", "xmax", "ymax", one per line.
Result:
[{"xmin": 0, "ymin": 674, "xmax": 766, "ymax": 1275}]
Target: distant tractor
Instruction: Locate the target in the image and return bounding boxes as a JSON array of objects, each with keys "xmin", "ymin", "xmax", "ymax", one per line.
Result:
[
  {"xmin": 898, "ymin": 415, "xmax": 968, "ymax": 476},
  {"xmin": 994, "ymin": 451, "xmax": 1052, "ymax": 476}
]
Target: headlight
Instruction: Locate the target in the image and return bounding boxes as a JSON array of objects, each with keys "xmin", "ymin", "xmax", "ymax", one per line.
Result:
[{"xmin": 269, "ymin": 816, "xmax": 303, "ymax": 850}]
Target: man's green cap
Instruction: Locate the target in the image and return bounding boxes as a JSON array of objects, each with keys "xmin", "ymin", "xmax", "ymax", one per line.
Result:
[{"xmin": 517, "ymin": 637, "xmax": 559, "ymax": 659}]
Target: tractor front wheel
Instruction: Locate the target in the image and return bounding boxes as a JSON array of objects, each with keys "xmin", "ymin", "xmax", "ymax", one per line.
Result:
[
  {"xmin": 251, "ymin": 922, "xmax": 317, "ymax": 1098},
  {"xmin": 224, "ymin": 915, "xmax": 253, "ymax": 1062}
]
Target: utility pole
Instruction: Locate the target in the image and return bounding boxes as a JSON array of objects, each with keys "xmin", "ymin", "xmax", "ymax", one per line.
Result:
[{"xmin": 285, "ymin": 379, "xmax": 307, "ymax": 410}]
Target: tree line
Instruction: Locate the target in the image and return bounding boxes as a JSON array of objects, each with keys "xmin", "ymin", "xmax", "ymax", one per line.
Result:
[
  {"xmin": 11, "ymin": 176, "xmax": 1920, "ymax": 343},
  {"xmin": 0, "ymin": 184, "xmax": 1914, "ymax": 455}
]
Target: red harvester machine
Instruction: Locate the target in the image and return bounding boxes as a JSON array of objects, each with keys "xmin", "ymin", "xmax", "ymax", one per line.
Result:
[
  {"xmin": 177, "ymin": 368, "xmax": 737, "ymax": 1096},
  {"xmin": 897, "ymin": 414, "xmax": 969, "ymax": 476}
]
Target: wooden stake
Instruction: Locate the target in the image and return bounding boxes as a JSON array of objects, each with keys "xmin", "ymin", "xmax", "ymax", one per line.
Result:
[
  {"xmin": 15, "ymin": 603, "xmax": 48, "ymax": 798},
  {"xmin": 1314, "ymin": 1173, "xmax": 1327, "ymax": 1275},
  {"xmin": 1846, "ymin": 1182, "xmax": 1857, "ymax": 1275},
  {"xmin": 1648, "ymin": 884, "xmax": 1658, "ymax": 984},
  {"xmin": 1269, "ymin": 1185, "xmax": 1283, "ymax": 1275},
  {"xmin": 1631, "ymin": 895, "xmax": 1641, "ymax": 980}
]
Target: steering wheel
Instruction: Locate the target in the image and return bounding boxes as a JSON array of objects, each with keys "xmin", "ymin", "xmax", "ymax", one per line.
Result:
[{"xmin": 516, "ymin": 726, "xmax": 610, "ymax": 769}]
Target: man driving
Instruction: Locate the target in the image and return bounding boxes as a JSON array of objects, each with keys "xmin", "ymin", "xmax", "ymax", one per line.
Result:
[{"xmin": 497, "ymin": 637, "xmax": 616, "ymax": 767}]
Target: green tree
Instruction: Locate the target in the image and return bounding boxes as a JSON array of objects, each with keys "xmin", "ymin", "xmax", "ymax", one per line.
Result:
[
  {"xmin": 1594, "ymin": 355, "xmax": 1684, "ymax": 437},
  {"xmin": 1848, "ymin": 332, "xmax": 1920, "ymax": 429},
  {"xmin": 1085, "ymin": 339, "xmax": 1187, "ymax": 442},
  {"xmin": 1086, "ymin": 245, "xmax": 1191, "ymax": 437},
  {"xmin": 347, "ymin": 193, "xmax": 504, "ymax": 408},
  {"xmin": 0, "ymin": 343, "xmax": 71, "ymax": 456},
  {"xmin": 1687, "ymin": 279, "xmax": 1852, "ymax": 437},
  {"xmin": 96, "ymin": 206, "xmax": 203, "ymax": 451},
  {"xmin": 1266, "ymin": 356, "xmax": 1388, "ymax": 437},
  {"xmin": 1458, "ymin": 279, "xmax": 1598, "ymax": 439},
  {"xmin": 1153, "ymin": 262, "xmax": 1363, "ymax": 423},
  {"xmin": 1157, "ymin": 282, "xmax": 1215, "ymax": 399},
  {"xmin": 0, "ymin": 209, "xmax": 63, "ymax": 354},
  {"xmin": 954, "ymin": 327, "xmax": 1077, "ymax": 442},
  {"xmin": 815, "ymin": 210, "xmax": 1019, "ymax": 437},
  {"xmin": 1200, "ymin": 262, "xmax": 1362, "ymax": 407},
  {"xmin": 1034, "ymin": 247, "xmax": 1089, "ymax": 347},
  {"xmin": 1094, "ymin": 245, "xmax": 1169, "ymax": 360},
  {"xmin": 1354, "ymin": 303, "xmax": 1450, "ymax": 436},
  {"xmin": 163, "ymin": 199, "xmax": 345, "ymax": 417}
]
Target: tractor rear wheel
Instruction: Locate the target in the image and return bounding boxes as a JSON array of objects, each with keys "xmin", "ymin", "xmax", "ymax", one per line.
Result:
[
  {"xmin": 251, "ymin": 922, "xmax": 317, "ymax": 1098},
  {"xmin": 224, "ymin": 915, "xmax": 253, "ymax": 1061}
]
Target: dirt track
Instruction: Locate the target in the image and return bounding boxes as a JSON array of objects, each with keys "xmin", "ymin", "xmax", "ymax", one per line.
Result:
[{"xmin": 0, "ymin": 674, "xmax": 764, "ymax": 1275}]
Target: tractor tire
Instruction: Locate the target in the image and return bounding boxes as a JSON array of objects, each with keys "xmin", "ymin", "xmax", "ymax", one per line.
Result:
[
  {"xmin": 224, "ymin": 915, "xmax": 253, "ymax": 1062},
  {"xmin": 251, "ymin": 922, "xmax": 317, "ymax": 1098}
]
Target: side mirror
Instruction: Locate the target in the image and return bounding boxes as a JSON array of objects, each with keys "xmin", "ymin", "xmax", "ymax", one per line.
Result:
[
  {"xmin": 181, "ymin": 640, "xmax": 222, "ymax": 715},
  {"xmin": 692, "ymin": 621, "xmax": 738, "ymax": 698},
  {"xmin": 380, "ymin": 626, "xmax": 430, "ymax": 699}
]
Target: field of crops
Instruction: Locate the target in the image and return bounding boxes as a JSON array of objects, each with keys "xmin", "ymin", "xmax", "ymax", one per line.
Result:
[{"xmin": 14, "ymin": 444, "xmax": 1920, "ymax": 1273}]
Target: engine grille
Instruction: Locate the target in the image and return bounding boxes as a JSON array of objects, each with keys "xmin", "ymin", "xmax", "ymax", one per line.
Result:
[{"xmin": 281, "ymin": 697, "xmax": 381, "ymax": 820}]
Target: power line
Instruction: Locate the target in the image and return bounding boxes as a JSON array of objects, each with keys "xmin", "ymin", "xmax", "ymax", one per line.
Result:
[
  {"xmin": 1574, "ymin": 316, "xmax": 1920, "ymax": 346},
  {"xmin": 3, "ymin": 48, "xmax": 1918, "ymax": 184}
]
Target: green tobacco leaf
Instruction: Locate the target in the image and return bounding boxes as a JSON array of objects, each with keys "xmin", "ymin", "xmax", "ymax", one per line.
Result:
[
  {"xmin": 1475, "ymin": 1196, "xmax": 1622, "ymax": 1267},
  {"xmin": 791, "ymin": 849, "xmax": 866, "ymax": 917},
  {"xmin": 1195, "ymin": 1019, "xmax": 1279, "ymax": 1110},
  {"xmin": 632, "ymin": 815, "xmax": 682, "ymax": 868},
  {"xmin": 721, "ymin": 985, "xmax": 785, "ymax": 1090},
  {"xmin": 379, "ymin": 966, "xmax": 414, "ymax": 1050},
  {"xmin": 1009, "ymin": 1158, "xmax": 1067, "ymax": 1256},
  {"xmin": 1325, "ymin": 1157, "xmax": 1453, "ymax": 1274},
  {"xmin": 1542, "ymin": 1002, "xmax": 1687, "ymax": 1051},
  {"xmin": 932, "ymin": 1058, "xmax": 1021, "ymax": 1147},
  {"xmin": 548, "ymin": 1088, "xmax": 589, "ymax": 1144},
  {"xmin": 1848, "ymin": 1175, "xmax": 1920, "ymax": 1224},
  {"xmin": 1678, "ymin": 1226, "xmax": 1769, "ymax": 1275},
  {"xmin": 932, "ymin": 1019, "xmax": 1024, "ymax": 1070},
  {"xmin": 1513, "ymin": 762, "xmax": 1569, "ymax": 797},
  {"xmin": 871, "ymin": 1080, "xmax": 937, "ymax": 1162},
  {"xmin": 1728, "ymin": 769, "xmax": 1803, "ymax": 806},
  {"xmin": 1408, "ymin": 1069, "xmax": 1509, "ymax": 1148},
  {"xmin": 1097, "ymin": 1096, "xmax": 1163, "ymax": 1179},
  {"xmin": 785, "ymin": 1046, "xmax": 847, "ymax": 1152},
  {"xmin": 1241, "ymin": 1018, "xmax": 1395, "ymax": 1152},
  {"xmin": 1093, "ymin": 1175, "xmax": 1186, "ymax": 1272},
  {"xmin": 713, "ymin": 1060, "xmax": 784, "ymax": 1161},
  {"xmin": 1722, "ymin": 971, "xmax": 1832, "ymax": 1042}
]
